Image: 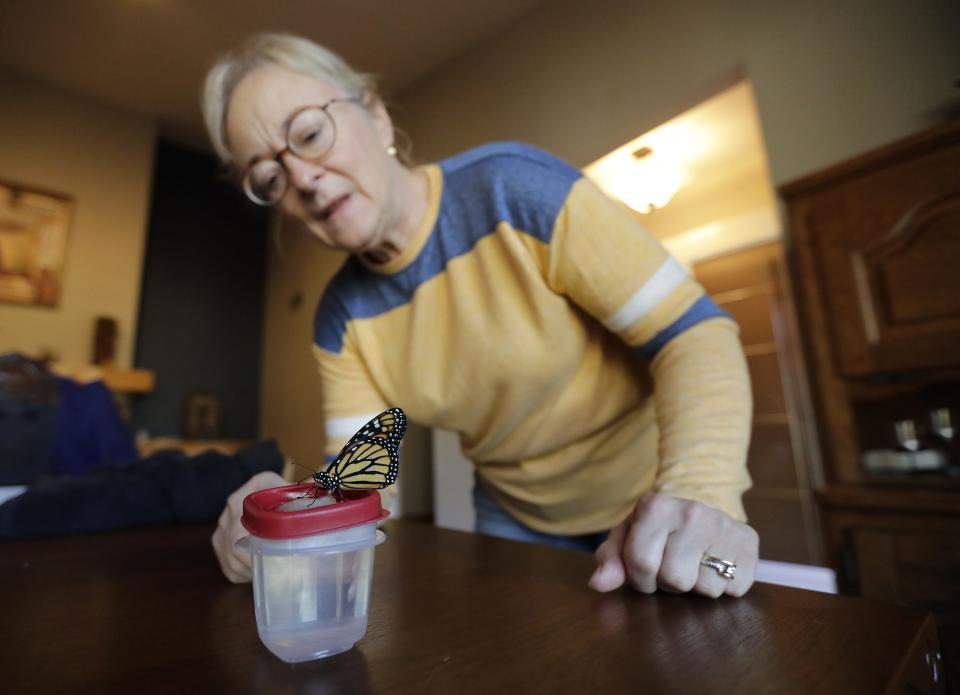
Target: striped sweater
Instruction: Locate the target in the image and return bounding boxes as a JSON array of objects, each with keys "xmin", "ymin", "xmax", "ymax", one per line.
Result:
[{"xmin": 313, "ymin": 142, "xmax": 752, "ymax": 534}]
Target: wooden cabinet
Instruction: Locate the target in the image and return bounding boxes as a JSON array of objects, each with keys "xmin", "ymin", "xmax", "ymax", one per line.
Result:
[
  {"xmin": 784, "ymin": 121, "xmax": 960, "ymax": 377},
  {"xmin": 783, "ymin": 118, "xmax": 960, "ymax": 693},
  {"xmin": 818, "ymin": 487, "xmax": 959, "ymax": 690}
]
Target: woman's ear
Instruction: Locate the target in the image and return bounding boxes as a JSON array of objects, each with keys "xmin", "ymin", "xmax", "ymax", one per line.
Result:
[{"xmin": 364, "ymin": 94, "xmax": 395, "ymax": 149}]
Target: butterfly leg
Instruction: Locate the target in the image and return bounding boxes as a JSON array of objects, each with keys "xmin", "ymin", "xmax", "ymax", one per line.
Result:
[{"xmin": 305, "ymin": 486, "xmax": 328, "ymax": 507}]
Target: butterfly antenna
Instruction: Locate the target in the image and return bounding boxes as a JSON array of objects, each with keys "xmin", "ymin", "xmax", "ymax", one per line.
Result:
[
  {"xmin": 288, "ymin": 459, "xmax": 319, "ymax": 485},
  {"xmin": 287, "ymin": 459, "xmax": 323, "ymax": 503}
]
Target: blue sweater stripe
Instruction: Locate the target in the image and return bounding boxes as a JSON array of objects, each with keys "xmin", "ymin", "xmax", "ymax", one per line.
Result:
[
  {"xmin": 635, "ymin": 295, "xmax": 731, "ymax": 361},
  {"xmin": 314, "ymin": 143, "xmax": 580, "ymax": 353}
]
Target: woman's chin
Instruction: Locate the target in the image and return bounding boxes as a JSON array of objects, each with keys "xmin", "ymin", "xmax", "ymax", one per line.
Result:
[
  {"xmin": 340, "ymin": 232, "xmax": 380, "ymax": 255},
  {"xmin": 302, "ymin": 220, "xmax": 374, "ymax": 254}
]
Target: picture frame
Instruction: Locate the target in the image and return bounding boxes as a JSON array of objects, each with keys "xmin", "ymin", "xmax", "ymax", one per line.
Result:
[
  {"xmin": 0, "ymin": 180, "xmax": 73, "ymax": 307},
  {"xmin": 183, "ymin": 391, "xmax": 222, "ymax": 440}
]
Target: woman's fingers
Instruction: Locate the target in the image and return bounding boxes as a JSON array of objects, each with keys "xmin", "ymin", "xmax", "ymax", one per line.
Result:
[
  {"xmin": 589, "ymin": 520, "xmax": 628, "ymax": 592},
  {"xmin": 622, "ymin": 495, "xmax": 677, "ymax": 594},
  {"xmin": 607, "ymin": 492, "xmax": 760, "ymax": 599},
  {"xmin": 719, "ymin": 525, "xmax": 759, "ymax": 597},
  {"xmin": 210, "ymin": 471, "xmax": 287, "ymax": 583}
]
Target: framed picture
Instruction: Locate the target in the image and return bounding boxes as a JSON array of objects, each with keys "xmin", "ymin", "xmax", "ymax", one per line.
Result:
[
  {"xmin": 183, "ymin": 392, "xmax": 222, "ymax": 440},
  {"xmin": 0, "ymin": 180, "xmax": 73, "ymax": 307}
]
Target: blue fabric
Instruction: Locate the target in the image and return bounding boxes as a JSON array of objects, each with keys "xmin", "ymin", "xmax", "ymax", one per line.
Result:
[
  {"xmin": 0, "ymin": 392, "xmax": 56, "ymax": 485},
  {"xmin": 314, "ymin": 142, "xmax": 581, "ymax": 353},
  {"xmin": 49, "ymin": 377, "xmax": 139, "ymax": 476},
  {"xmin": 637, "ymin": 295, "xmax": 732, "ymax": 360},
  {"xmin": 473, "ymin": 480, "xmax": 607, "ymax": 553},
  {"xmin": 439, "ymin": 141, "xmax": 580, "ymax": 245},
  {"xmin": 0, "ymin": 440, "xmax": 284, "ymax": 538}
]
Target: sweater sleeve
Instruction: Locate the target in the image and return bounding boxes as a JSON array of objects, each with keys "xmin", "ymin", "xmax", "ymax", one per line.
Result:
[
  {"xmin": 311, "ymin": 279, "xmax": 389, "ymax": 463},
  {"xmin": 545, "ymin": 175, "xmax": 752, "ymax": 519},
  {"xmin": 648, "ymin": 318, "xmax": 752, "ymax": 520},
  {"xmin": 313, "ymin": 339, "xmax": 390, "ymax": 461}
]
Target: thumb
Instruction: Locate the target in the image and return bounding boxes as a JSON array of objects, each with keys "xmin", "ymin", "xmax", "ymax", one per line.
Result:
[{"xmin": 589, "ymin": 521, "xmax": 628, "ymax": 592}]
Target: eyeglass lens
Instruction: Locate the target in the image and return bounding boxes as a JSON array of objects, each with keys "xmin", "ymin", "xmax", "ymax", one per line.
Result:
[
  {"xmin": 288, "ymin": 107, "xmax": 335, "ymax": 160},
  {"xmin": 243, "ymin": 106, "xmax": 337, "ymax": 205}
]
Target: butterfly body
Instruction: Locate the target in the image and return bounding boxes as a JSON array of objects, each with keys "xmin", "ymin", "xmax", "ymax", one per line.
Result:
[{"xmin": 313, "ymin": 408, "xmax": 406, "ymax": 501}]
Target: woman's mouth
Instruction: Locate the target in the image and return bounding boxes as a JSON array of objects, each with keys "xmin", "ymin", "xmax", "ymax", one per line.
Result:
[{"xmin": 319, "ymin": 194, "xmax": 350, "ymax": 221}]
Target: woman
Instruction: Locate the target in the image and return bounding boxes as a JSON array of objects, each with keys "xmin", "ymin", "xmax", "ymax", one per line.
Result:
[{"xmin": 205, "ymin": 33, "xmax": 758, "ymax": 597}]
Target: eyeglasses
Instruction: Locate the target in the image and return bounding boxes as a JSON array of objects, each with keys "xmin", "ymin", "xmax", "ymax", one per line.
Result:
[{"xmin": 242, "ymin": 97, "xmax": 361, "ymax": 206}]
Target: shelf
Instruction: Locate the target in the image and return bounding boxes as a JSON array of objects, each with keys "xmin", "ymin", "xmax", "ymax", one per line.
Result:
[
  {"xmin": 137, "ymin": 438, "xmax": 255, "ymax": 457},
  {"xmin": 50, "ymin": 363, "xmax": 155, "ymax": 394},
  {"xmin": 816, "ymin": 484, "xmax": 960, "ymax": 514},
  {"xmin": 846, "ymin": 370, "xmax": 960, "ymax": 404},
  {"xmin": 754, "ymin": 413, "xmax": 790, "ymax": 426}
]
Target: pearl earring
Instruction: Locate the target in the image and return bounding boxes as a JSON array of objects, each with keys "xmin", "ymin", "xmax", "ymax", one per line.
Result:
[{"xmin": 386, "ymin": 145, "xmax": 398, "ymax": 157}]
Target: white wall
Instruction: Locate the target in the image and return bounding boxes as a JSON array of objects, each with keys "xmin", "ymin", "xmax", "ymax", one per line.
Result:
[
  {"xmin": 0, "ymin": 71, "xmax": 156, "ymax": 368},
  {"xmin": 432, "ymin": 429, "xmax": 475, "ymax": 532},
  {"xmin": 395, "ymin": 0, "xmax": 960, "ymax": 186}
]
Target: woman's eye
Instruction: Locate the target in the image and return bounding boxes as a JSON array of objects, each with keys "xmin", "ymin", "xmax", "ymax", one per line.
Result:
[{"xmin": 254, "ymin": 172, "xmax": 281, "ymax": 197}]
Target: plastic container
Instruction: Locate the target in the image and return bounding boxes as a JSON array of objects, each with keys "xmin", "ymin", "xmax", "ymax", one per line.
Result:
[{"xmin": 237, "ymin": 484, "xmax": 389, "ymax": 663}]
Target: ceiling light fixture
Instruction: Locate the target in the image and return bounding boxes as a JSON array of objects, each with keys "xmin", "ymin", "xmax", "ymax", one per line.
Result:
[{"xmin": 586, "ymin": 145, "xmax": 686, "ymax": 215}]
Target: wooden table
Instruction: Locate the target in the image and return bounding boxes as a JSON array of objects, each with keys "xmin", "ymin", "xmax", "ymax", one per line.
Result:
[{"xmin": 0, "ymin": 521, "xmax": 944, "ymax": 694}]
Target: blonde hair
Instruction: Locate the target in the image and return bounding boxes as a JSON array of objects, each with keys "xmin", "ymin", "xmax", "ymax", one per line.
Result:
[{"xmin": 202, "ymin": 33, "xmax": 379, "ymax": 166}]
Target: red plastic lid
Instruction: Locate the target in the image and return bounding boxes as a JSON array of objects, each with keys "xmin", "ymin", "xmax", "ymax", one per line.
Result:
[{"xmin": 241, "ymin": 484, "xmax": 389, "ymax": 539}]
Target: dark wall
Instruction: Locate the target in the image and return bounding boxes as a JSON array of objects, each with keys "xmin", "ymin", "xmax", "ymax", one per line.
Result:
[{"xmin": 132, "ymin": 140, "xmax": 269, "ymax": 439}]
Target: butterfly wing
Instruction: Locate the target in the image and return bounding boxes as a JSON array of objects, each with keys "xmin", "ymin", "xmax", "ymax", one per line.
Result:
[
  {"xmin": 353, "ymin": 407, "xmax": 407, "ymax": 446},
  {"xmin": 316, "ymin": 436, "xmax": 399, "ymax": 491}
]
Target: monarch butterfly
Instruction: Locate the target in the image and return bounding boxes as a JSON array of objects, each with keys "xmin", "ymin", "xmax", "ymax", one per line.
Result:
[
  {"xmin": 353, "ymin": 407, "xmax": 406, "ymax": 443},
  {"xmin": 313, "ymin": 407, "xmax": 407, "ymax": 501}
]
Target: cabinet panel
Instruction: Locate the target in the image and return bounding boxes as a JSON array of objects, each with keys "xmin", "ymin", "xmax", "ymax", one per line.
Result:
[
  {"xmin": 787, "ymin": 128, "xmax": 960, "ymax": 376},
  {"xmin": 747, "ymin": 422, "xmax": 798, "ymax": 489},
  {"xmin": 852, "ymin": 526, "xmax": 960, "ymax": 692},
  {"xmin": 878, "ymin": 199, "xmax": 960, "ymax": 324},
  {"xmin": 720, "ymin": 292, "xmax": 776, "ymax": 346},
  {"xmin": 743, "ymin": 490, "xmax": 814, "ymax": 564},
  {"xmin": 748, "ymin": 352, "xmax": 786, "ymax": 415},
  {"xmin": 853, "ymin": 528, "xmax": 960, "ymax": 607}
]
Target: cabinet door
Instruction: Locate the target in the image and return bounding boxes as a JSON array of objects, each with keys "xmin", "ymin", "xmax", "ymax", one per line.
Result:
[
  {"xmin": 852, "ymin": 527, "xmax": 960, "ymax": 692},
  {"xmin": 788, "ymin": 133, "xmax": 960, "ymax": 376}
]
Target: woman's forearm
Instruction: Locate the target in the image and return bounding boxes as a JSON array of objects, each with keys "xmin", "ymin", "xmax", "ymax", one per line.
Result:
[{"xmin": 648, "ymin": 317, "xmax": 753, "ymax": 521}]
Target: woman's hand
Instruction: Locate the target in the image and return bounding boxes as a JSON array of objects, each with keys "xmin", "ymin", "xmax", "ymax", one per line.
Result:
[
  {"xmin": 211, "ymin": 471, "xmax": 287, "ymax": 583},
  {"xmin": 588, "ymin": 492, "xmax": 759, "ymax": 598}
]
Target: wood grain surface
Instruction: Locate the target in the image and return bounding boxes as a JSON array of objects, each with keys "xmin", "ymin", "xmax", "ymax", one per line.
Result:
[{"xmin": 0, "ymin": 521, "xmax": 942, "ymax": 694}]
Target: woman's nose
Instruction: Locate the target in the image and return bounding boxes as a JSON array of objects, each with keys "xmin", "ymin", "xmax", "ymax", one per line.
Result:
[{"xmin": 282, "ymin": 152, "xmax": 326, "ymax": 192}]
